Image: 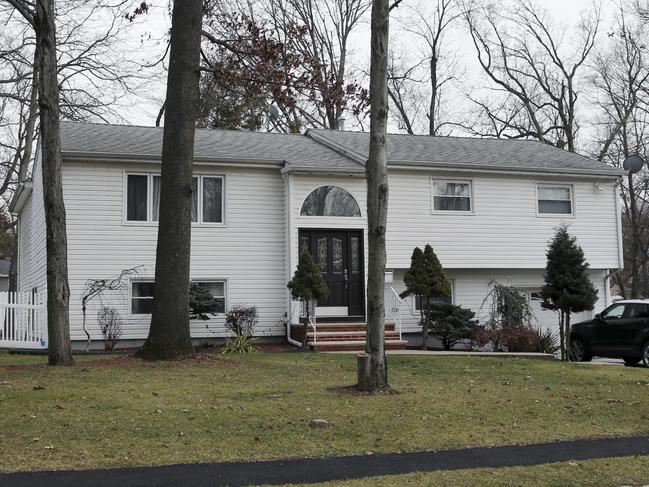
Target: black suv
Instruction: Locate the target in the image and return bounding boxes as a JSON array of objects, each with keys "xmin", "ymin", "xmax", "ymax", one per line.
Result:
[{"xmin": 570, "ymin": 300, "xmax": 649, "ymax": 366}]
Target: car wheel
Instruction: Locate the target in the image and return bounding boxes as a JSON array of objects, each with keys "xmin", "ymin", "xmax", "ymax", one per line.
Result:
[
  {"xmin": 623, "ymin": 358, "xmax": 640, "ymax": 366},
  {"xmin": 570, "ymin": 338, "xmax": 591, "ymax": 362},
  {"xmin": 642, "ymin": 342, "xmax": 649, "ymax": 368}
]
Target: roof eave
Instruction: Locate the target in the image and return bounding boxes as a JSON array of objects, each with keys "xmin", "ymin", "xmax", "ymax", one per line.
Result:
[
  {"xmin": 281, "ymin": 165, "xmax": 365, "ymax": 176},
  {"xmin": 9, "ymin": 181, "xmax": 33, "ymax": 213},
  {"xmin": 387, "ymin": 160, "xmax": 625, "ymax": 178},
  {"xmin": 61, "ymin": 151, "xmax": 285, "ymax": 167}
]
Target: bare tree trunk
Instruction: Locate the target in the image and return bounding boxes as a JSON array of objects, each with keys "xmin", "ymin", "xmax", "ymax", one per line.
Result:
[
  {"xmin": 421, "ymin": 300, "xmax": 430, "ymax": 350},
  {"xmin": 429, "ymin": 54, "xmax": 437, "ymax": 136},
  {"xmin": 35, "ymin": 0, "xmax": 74, "ymax": 366},
  {"xmin": 139, "ymin": 0, "xmax": 203, "ymax": 360},
  {"xmin": 357, "ymin": 0, "xmax": 389, "ymax": 393}
]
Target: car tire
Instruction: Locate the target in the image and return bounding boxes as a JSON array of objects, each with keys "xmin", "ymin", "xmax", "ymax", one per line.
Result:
[
  {"xmin": 570, "ymin": 338, "xmax": 592, "ymax": 362},
  {"xmin": 642, "ymin": 342, "xmax": 649, "ymax": 368},
  {"xmin": 623, "ymin": 358, "xmax": 640, "ymax": 366}
]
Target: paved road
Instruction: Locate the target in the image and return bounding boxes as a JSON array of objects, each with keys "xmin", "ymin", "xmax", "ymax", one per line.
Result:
[{"xmin": 2, "ymin": 436, "xmax": 649, "ymax": 487}]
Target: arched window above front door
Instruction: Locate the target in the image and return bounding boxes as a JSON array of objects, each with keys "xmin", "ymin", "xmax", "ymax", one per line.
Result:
[{"xmin": 300, "ymin": 186, "xmax": 361, "ymax": 217}]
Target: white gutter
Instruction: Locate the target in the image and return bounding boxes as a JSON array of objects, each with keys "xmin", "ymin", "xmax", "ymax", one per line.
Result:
[
  {"xmin": 9, "ymin": 181, "xmax": 33, "ymax": 213},
  {"xmin": 614, "ymin": 177, "xmax": 624, "ymax": 270},
  {"xmin": 62, "ymin": 151, "xmax": 285, "ymax": 168},
  {"xmin": 281, "ymin": 165, "xmax": 365, "ymax": 176},
  {"xmin": 388, "ymin": 160, "xmax": 625, "ymax": 178},
  {"xmin": 283, "ymin": 172, "xmax": 302, "ymax": 348},
  {"xmin": 281, "ymin": 160, "xmax": 622, "ymax": 180}
]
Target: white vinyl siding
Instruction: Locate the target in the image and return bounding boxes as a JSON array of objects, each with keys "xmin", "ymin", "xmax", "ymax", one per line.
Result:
[
  {"xmin": 16, "ymin": 150, "xmax": 47, "ymax": 294},
  {"xmin": 392, "ymin": 268, "xmax": 608, "ymax": 334},
  {"xmin": 62, "ymin": 162, "xmax": 285, "ymax": 341},
  {"xmin": 537, "ymin": 183, "xmax": 574, "ymax": 216},
  {"xmin": 386, "ymin": 170, "xmax": 620, "ymax": 269}
]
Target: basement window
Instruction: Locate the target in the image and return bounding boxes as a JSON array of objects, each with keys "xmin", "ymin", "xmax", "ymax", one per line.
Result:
[{"xmin": 131, "ymin": 281, "xmax": 154, "ymax": 315}]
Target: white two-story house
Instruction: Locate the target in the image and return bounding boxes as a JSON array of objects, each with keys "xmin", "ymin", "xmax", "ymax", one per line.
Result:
[{"xmin": 11, "ymin": 122, "xmax": 624, "ymax": 350}]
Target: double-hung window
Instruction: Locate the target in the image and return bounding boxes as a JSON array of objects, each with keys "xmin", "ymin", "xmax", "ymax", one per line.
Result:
[
  {"xmin": 431, "ymin": 180, "xmax": 472, "ymax": 212},
  {"xmin": 537, "ymin": 184, "xmax": 573, "ymax": 215},
  {"xmin": 131, "ymin": 280, "xmax": 226, "ymax": 315},
  {"xmin": 126, "ymin": 173, "xmax": 224, "ymax": 224},
  {"xmin": 192, "ymin": 281, "xmax": 226, "ymax": 315},
  {"xmin": 131, "ymin": 281, "xmax": 154, "ymax": 315}
]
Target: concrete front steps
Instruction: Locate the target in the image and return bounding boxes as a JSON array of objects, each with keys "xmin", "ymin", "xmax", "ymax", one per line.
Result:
[{"xmin": 306, "ymin": 322, "xmax": 408, "ymax": 352}]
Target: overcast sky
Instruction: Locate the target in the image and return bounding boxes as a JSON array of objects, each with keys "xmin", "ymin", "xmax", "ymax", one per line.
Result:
[{"xmin": 123, "ymin": 0, "xmax": 610, "ymax": 130}]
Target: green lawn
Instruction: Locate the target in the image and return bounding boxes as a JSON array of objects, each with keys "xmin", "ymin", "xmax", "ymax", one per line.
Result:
[
  {"xmin": 280, "ymin": 456, "xmax": 649, "ymax": 487},
  {"xmin": 1, "ymin": 350, "xmax": 648, "ymax": 478}
]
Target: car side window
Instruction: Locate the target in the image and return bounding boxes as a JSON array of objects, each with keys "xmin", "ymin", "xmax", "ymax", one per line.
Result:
[
  {"xmin": 602, "ymin": 304, "xmax": 625, "ymax": 320},
  {"xmin": 624, "ymin": 304, "xmax": 649, "ymax": 319}
]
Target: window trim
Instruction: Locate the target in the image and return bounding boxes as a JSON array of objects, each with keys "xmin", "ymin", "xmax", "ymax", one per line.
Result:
[
  {"xmin": 190, "ymin": 279, "xmax": 228, "ymax": 317},
  {"xmin": 299, "ymin": 185, "xmax": 363, "ymax": 218},
  {"xmin": 535, "ymin": 182, "xmax": 575, "ymax": 218},
  {"xmin": 430, "ymin": 178, "xmax": 474, "ymax": 215},
  {"xmin": 123, "ymin": 171, "xmax": 226, "ymax": 226}
]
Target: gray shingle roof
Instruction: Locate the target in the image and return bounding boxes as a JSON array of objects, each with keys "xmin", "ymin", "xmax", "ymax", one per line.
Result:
[
  {"xmin": 60, "ymin": 122, "xmax": 361, "ymax": 170},
  {"xmin": 308, "ymin": 129, "xmax": 623, "ymax": 177},
  {"xmin": 60, "ymin": 122, "xmax": 622, "ymax": 177}
]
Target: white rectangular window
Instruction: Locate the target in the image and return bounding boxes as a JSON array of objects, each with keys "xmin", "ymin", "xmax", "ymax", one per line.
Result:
[
  {"xmin": 432, "ymin": 180, "xmax": 472, "ymax": 212},
  {"xmin": 131, "ymin": 281, "xmax": 154, "ymax": 314},
  {"xmin": 537, "ymin": 184, "xmax": 573, "ymax": 215},
  {"xmin": 192, "ymin": 281, "xmax": 226, "ymax": 314},
  {"xmin": 415, "ymin": 280, "xmax": 455, "ymax": 310},
  {"xmin": 126, "ymin": 173, "xmax": 223, "ymax": 224}
]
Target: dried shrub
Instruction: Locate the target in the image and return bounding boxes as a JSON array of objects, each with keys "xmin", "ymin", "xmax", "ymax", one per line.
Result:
[
  {"xmin": 97, "ymin": 306, "xmax": 123, "ymax": 351},
  {"xmin": 223, "ymin": 306, "xmax": 257, "ymax": 354}
]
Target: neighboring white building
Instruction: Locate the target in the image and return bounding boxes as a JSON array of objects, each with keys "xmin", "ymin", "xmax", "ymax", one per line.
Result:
[{"xmin": 11, "ymin": 122, "xmax": 624, "ymax": 348}]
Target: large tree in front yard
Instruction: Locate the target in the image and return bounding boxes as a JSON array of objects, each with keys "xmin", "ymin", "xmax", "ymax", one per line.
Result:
[
  {"xmin": 357, "ymin": 0, "xmax": 390, "ymax": 392},
  {"xmin": 541, "ymin": 225, "xmax": 598, "ymax": 361},
  {"xmin": 5, "ymin": 0, "xmax": 74, "ymax": 365},
  {"xmin": 139, "ymin": 0, "xmax": 203, "ymax": 359},
  {"xmin": 400, "ymin": 244, "xmax": 451, "ymax": 350}
]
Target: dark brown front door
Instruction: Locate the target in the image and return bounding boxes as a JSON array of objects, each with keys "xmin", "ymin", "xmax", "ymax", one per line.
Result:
[{"xmin": 299, "ymin": 229, "xmax": 364, "ymax": 318}]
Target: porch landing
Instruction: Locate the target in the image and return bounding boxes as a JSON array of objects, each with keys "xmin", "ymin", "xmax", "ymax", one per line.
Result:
[{"xmin": 291, "ymin": 322, "xmax": 408, "ymax": 352}]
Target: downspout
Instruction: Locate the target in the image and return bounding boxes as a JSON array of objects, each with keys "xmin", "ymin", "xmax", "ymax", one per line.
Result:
[{"xmin": 283, "ymin": 171, "xmax": 302, "ymax": 347}]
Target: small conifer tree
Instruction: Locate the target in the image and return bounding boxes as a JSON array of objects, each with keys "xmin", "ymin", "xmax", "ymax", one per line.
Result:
[
  {"xmin": 287, "ymin": 250, "xmax": 329, "ymax": 347},
  {"xmin": 189, "ymin": 283, "xmax": 220, "ymax": 320},
  {"xmin": 541, "ymin": 225, "xmax": 598, "ymax": 361},
  {"xmin": 400, "ymin": 244, "xmax": 452, "ymax": 349},
  {"xmin": 428, "ymin": 303, "xmax": 480, "ymax": 351}
]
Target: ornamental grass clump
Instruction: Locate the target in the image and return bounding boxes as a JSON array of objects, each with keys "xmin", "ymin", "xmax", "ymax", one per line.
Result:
[{"xmin": 222, "ymin": 306, "xmax": 258, "ymax": 354}]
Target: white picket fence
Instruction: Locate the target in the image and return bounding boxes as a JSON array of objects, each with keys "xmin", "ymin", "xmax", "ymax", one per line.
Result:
[{"xmin": 0, "ymin": 291, "xmax": 47, "ymax": 349}]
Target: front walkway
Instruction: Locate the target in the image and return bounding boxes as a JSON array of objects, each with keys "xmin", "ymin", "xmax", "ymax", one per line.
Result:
[{"xmin": 3, "ymin": 435, "xmax": 648, "ymax": 487}]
